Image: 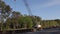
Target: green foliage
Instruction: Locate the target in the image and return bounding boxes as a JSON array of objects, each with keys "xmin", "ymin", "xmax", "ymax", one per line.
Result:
[
  {"xmin": 24, "ymin": 16, "xmax": 33, "ymax": 28},
  {"xmin": 41, "ymin": 20, "xmax": 59, "ymax": 28},
  {"xmin": 54, "ymin": 19, "xmax": 60, "ymax": 25},
  {"xmin": 49, "ymin": 20, "xmax": 59, "ymax": 27},
  {"xmin": 0, "ymin": 0, "xmax": 60, "ymax": 30},
  {"xmin": 18, "ymin": 16, "xmax": 33, "ymax": 28}
]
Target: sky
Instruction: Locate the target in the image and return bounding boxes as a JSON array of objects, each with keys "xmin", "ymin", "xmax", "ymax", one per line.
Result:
[{"xmin": 3, "ymin": 0, "xmax": 60, "ymax": 20}]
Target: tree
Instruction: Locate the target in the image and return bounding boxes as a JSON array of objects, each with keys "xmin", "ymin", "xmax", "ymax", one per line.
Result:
[
  {"xmin": 30, "ymin": 16, "xmax": 41, "ymax": 28},
  {"xmin": 49, "ymin": 20, "xmax": 59, "ymax": 27},
  {"xmin": 18, "ymin": 16, "xmax": 33, "ymax": 28},
  {"xmin": 0, "ymin": 0, "xmax": 12, "ymax": 30},
  {"xmin": 24, "ymin": 16, "xmax": 33, "ymax": 28},
  {"xmin": 11, "ymin": 11, "xmax": 22, "ymax": 29},
  {"xmin": 0, "ymin": 1, "xmax": 11, "ymax": 18},
  {"xmin": 12, "ymin": 11, "xmax": 22, "ymax": 18},
  {"xmin": 41, "ymin": 20, "xmax": 59, "ymax": 28},
  {"xmin": 54, "ymin": 19, "xmax": 60, "ymax": 25}
]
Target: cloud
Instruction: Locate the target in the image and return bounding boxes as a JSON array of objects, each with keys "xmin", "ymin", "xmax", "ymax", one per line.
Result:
[
  {"xmin": 31, "ymin": 0, "xmax": 60, "ymax": 10},
  {"xmin": 40, "ymin": 0, "xmax": 60, "ymax": 8}
]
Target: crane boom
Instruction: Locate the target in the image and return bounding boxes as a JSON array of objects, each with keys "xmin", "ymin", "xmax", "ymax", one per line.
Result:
[{"xmin": 23, "ymin": 0, "xmax": 32, "ymax": 16}]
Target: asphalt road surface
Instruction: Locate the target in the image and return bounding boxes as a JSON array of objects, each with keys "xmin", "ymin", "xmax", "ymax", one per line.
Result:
[{"xmin": 15, "ymin": 28, "xmax": 60, "ymax": 34}]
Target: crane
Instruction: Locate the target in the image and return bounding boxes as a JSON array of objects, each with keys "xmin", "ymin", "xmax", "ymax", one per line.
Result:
[
  {"xmin": 13, "ymin": 0, "xmax": 32, "ymax": 16},
  {"xmin": 22, "ymin": 0, "xmax": 42, "ymax": 29},
  {"xmin": 2, "ymin": 0, "xmax": 42, "ymax": 31},
  {"xmin": 22, "ymin": 0, "xmax": 32, "ymax": 16}
]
